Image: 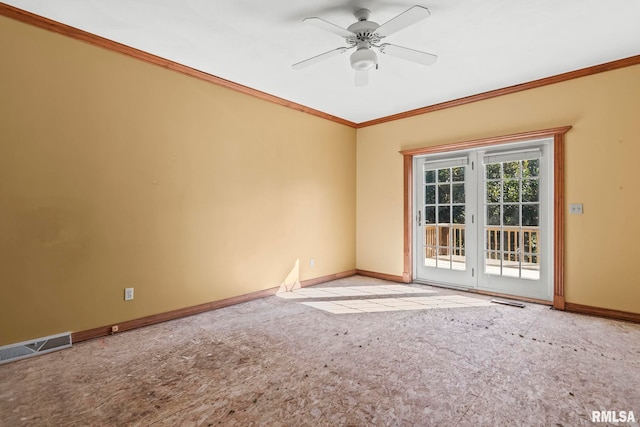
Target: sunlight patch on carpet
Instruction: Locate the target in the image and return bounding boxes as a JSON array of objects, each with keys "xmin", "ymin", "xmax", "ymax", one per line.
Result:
[
  {"xmin": 276, "ymin": 285, "xmax": 436, "ymax": 300},
  {"xmin": 301, "ymin": 295, "xmax": 493, "ymax": 314}
]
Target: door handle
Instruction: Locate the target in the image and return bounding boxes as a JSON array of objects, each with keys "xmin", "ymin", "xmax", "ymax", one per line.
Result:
[{"xmin": 417, "ymin": 210, "xmax": 422, "ymax": 226}]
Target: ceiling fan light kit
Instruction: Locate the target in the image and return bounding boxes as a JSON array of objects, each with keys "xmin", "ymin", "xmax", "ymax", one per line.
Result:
[
  {"xmin": 293, "ymin": 5, "xmax": 438, "ymax": 86},
  {"xmin": 350, "ymin": 46, "xmax": 377, "ymax": 70}
]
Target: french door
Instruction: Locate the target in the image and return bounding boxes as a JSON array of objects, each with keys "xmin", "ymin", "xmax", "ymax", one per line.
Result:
[{"xmin": 414, "ymin": 139, "xmax": 553, "ymax": 301}]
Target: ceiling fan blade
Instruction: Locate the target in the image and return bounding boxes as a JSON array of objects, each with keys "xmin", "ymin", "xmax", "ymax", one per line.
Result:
[
  {"xmin": 379, "ymin": 43, "xmax": 437, "ymax": 65},
  {"xmin": 375, "ymin": 6, "xmax": 431, "ymax": 38},
  {"xmin": 355, "ymin": 69, "xmax": 369, "ymax": 87},
  {"xmin": 303, "ymin": 17, "xmax": 354, "ymax": 38},
  {"xmin": 292, "ymin": 47, "xmax": 349, "ymax": 70}
]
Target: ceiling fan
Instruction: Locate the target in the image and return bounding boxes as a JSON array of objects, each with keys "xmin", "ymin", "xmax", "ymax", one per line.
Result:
[{"xmin": 292, "ymin": 6, "xmax": 437, "ymax": 86}]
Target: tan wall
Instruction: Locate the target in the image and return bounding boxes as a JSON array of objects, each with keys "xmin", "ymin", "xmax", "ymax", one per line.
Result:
[
  {"xmin": 1, "ymin": 13, "xmax": 638, "ymax": 347},
  {"xmin": 0, "ymin": 17, "xmax": 356, "ymax": 345},
  {"xmin": 356, "ymin": 64, "xmax": 640, "ymax": 314}
]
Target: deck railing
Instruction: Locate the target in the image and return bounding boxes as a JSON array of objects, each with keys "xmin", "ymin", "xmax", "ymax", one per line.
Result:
[
  {"xmin": 424, "ymin": 225, "xmax": 465, "ymax": 258},
  {"xmin": 424, "ymin": 225, "xmax": 540, "ymax": 264}
]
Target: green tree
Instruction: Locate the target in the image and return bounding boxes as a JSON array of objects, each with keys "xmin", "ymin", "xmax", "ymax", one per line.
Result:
[{"xmin": 485, "ymin": 159, "xmax": 540, "ymax": 258}]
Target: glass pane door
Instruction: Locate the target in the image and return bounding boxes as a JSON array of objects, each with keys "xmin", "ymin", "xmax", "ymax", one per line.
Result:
[
  {"xmin": 415, "ymin": 157, "xmax": 475, "ymax": 287},
  {"xmin": 413, "ymin": 140, "xmax": 552, "ymax": 301},
  {"xmin": 424, "ymin": 165, "xmax": 466, "ymax": 270},
  {"xmin": 477, "ymin": 144, "xmax": 552, "ymax": 301},
  {"xmin": 484, "ymin": 158, "xmax": 541, "ymax": 280}
]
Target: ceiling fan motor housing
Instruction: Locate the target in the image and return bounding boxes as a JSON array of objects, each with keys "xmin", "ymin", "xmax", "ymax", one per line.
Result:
[
  {"xmin": 346, "ymin": 18, "xmax": 381, "ymax": 44},
  {"xmin": 346, "ymin": 10, "xmax": 381, "ymax": 71}
]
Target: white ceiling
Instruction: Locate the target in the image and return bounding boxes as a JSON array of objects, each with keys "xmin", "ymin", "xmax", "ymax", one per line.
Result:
[{"xmin": 4, "ymin": 0, "xmax": 640, "ymax": 124}]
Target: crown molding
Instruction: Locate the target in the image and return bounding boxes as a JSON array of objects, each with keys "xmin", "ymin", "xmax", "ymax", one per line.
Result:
[
  {"xmin": 2, "ymin": 3, "xmax": 639, "ymax": 129},
  {"xmin": 0, "ymin": 3, "xmax": 358, "ymax": 128},
  {"xmin": 358, "ymin": 55, "xmax": 640, "ymax": 128}
]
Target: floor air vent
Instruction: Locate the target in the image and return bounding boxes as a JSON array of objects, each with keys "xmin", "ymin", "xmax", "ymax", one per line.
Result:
[{"xmin": 0, "ymin": 332, "xmax": 72, "ymax": 365}]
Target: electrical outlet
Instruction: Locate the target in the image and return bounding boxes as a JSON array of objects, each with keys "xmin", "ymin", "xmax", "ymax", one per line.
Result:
[
  {"xmin": 310, "ymin": 258, "xmax": 315, "ymax": 267},
  {"xmin": 569, "ymin": 203, "xmax": 583, "ymax": 215},
  {"xmin": 124, "ymin": 287, "xmax": 134, "ymax": 301}
]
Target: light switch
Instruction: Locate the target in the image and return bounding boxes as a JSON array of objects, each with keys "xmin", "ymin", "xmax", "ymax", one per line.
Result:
[{"xmin": 569, "ymin": 203, "xmax": 583, "ymax": 215}]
